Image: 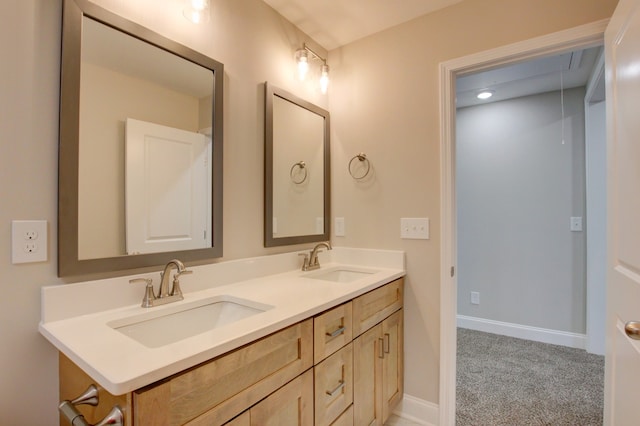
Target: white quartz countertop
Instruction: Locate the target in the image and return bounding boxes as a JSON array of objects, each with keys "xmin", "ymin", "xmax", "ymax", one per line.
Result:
[{"xmin": 39, "ymin": 247, "xmax": 405, "ymax": 395}]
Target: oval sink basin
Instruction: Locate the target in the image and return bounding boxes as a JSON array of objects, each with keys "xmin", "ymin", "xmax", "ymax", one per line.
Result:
[
  {"xmin": 303, "ymin": 267, "xmax": 378, "ymax": 283},
  {"xmin": 108, "ymin": 296, "xmax": 273, "ymax": 348}
]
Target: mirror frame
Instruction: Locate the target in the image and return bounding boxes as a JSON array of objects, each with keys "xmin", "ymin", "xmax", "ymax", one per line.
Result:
[
  {"xmin": 264, "ymin": 82, "xmax": 330, "ymax": 247},
  {"xmin": 58, "ymin": 0, "xmax": 224, "ymax": 277}
]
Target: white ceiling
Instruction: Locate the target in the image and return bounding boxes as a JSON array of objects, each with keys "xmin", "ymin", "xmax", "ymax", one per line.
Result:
[
  {"xmin": 456, "ymin": 47, "xmax": 604, "ymax": 108},
  {"xmin": 261, "ymin": 0, "xmax": 464, "ymax": 50}
]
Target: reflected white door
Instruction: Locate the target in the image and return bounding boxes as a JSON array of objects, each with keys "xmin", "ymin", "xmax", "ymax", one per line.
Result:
[
  {"xmin": 604, "ymin": 0, "xmax": 640, "ymax": 424},
  {"xmin": 125, "ymin": 118, "xmax": 211, "ymax": 254}
]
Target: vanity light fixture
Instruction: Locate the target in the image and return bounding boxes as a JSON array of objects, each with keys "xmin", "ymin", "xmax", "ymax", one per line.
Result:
[
  {"xmin": 295, "ymin": 43, "xmax": 330, "ymax": 94},
  {"xmin": 476, "ymin": 90, "xmax": 494, "ymax": 100},
  {"xmin": 183, "ymin": 0, "xmax": 210, "ymax": 24}
]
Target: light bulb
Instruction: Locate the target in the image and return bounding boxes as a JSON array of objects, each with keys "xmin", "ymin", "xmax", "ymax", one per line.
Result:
[
  {"xmin": 184, "ymin": 0, "xmax": 210, "ymax": 23},
  {"xmin": 477, "ymin": 90, "xmax": 493, "ymax": 100},
  {"xmin": 297, "ymin": 50, "xmax": 309, "ymax": 80},
  {"xmin": 320, "ymin": 64, "xmax": 329, "ymax": 94}
]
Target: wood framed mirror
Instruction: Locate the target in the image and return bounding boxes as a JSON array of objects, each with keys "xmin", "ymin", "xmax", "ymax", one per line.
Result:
[
  {"xmin": 58, "ymin": 0, "xmax": 223, "ymax": 277},
  {"xmin": 264, "ymin": 82, "xmax": 330, "ymax": 247}
]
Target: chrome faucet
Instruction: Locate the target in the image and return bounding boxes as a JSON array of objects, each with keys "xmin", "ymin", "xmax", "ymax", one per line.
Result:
[
  {"xmin": 300, "ymin": 242, "xmax": 332, "ymax": 271},
  {"xmin": 129, "ymin": 259, "xmax": 192, "ymax": 308}
]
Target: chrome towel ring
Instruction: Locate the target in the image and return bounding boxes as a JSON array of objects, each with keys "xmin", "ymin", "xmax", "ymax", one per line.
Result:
[
  {"xmin": 348, "ymin": 152, "xmax": 371, "ymax": 180},
  {"xmin": 290, "ymin": 161, "xmax": 307, "ymax": 184}
]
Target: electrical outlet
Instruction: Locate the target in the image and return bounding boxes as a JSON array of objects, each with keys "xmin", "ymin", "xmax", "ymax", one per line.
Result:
[
  {"xmin": 335, "ymin": 217, "xmax": 345, "ymax": 237},
  {"xmin": 471, "ymin": 291, "xmax": 480, "ymax": 305},
  {"xmin": 12, "ymin": 220, "xmax": 47, "ymax": 264}
]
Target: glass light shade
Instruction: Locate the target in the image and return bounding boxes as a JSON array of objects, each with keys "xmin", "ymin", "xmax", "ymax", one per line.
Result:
[
  {"xmin": 296, "ymin": 50, "xmax": 309, "ymax": 80},
  {"xmin": 320, "ymin": 64, "xmax": 329, "ymax": 94},
  {"xmin": 477, "ymin": 90, "xmax": 493, "ymax": 100},
  {"xmin": 184, "ymin": 0, "xmax": 210, "ymax": 24}
]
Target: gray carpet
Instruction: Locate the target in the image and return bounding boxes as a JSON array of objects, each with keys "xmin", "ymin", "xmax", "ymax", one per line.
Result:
[{"xmin": 456, "ymin": 328, "xmax": 604, "ymax": 426}]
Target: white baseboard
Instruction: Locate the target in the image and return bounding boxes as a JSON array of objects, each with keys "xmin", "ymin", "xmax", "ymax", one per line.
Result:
[
  {"xmin": 457, "ymin": 315, "xmax": 587, "ymax": 350},
  {"xmin": 394, "ymin": 394, "xmax": 439, "ymax": 426}
]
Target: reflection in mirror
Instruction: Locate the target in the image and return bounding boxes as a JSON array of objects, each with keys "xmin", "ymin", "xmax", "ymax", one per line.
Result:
[
  {"xmin": 264, "ymin": 83, "xmax": 330, "ymax": 247},
  {"xmin": 59, "ymin": 0, "xmax": 223, "ymax": 277}
]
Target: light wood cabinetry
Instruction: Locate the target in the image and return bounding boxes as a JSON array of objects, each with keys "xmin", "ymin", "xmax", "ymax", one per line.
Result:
[
  {"xmin": 135, "ymin": 319, "xmax": 313, "ymax": 425},
  {"xmin": 314, "ymin": 302, "xmax": 353, "ymax": 363},
  {"xmin": 353, "ymin": 280, "xmax": 404, "ymax": 425},
  {"xmin": 314, "ymin": 344, "xmax": 354, "ymax": 426},
  {"xmin": 58, "ymin": 279, "xmax": 403, "ymax": 426}
]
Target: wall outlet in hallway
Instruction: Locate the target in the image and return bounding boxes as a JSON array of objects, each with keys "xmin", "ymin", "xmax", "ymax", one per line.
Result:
[{"xmin": 471, "ymin": 291, "xmax": 480, "ymax": 305}]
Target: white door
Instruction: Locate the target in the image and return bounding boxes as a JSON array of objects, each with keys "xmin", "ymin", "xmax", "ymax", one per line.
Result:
[
  {"xmin": 125, "ymin": 118, "xmax": 211, "ymax": 254},
  {"xmin": 604, "ymin": 0, "xmax": 640, "ymax": 424}
]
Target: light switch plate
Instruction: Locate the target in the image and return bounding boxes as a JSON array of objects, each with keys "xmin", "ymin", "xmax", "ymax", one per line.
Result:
[
  {"xmin": 12, "ymin": 220, "xmax": 48, "ymax": 264},
  {"xmin": 400, "ymin": 218, "xmax": 430, "ymax": 239}
]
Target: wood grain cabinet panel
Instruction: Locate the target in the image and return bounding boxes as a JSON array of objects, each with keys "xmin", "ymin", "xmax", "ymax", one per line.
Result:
[
  {"xmin": 134, "ymin": 319, "xmax": 313, "ymax": 426},
  {"xmin": 330, "ymin": 405, "xmax": 353, "ymax": 426},
  {"xmin": 314, "ymin": 302, "xmax": 353, "ymax": 364},
  {"xmin": 249, "ymin": 369, "xmax": 314, "ymax": 425},
  {"xmin": 352, "ymin": 278, "xmax": 403, "ymax": 337},
  {"xmin": 353, "ymin": 310, "xmax": 403, "ymax": 426},
  {"xmin": 314, "ymin": 344, "xmax": 354, "ymax": 426}
]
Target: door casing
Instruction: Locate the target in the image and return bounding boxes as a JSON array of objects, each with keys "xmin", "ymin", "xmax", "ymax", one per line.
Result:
[{"xmin": 438, "ymin": 19, "xmax": 608, "ymax": 425}]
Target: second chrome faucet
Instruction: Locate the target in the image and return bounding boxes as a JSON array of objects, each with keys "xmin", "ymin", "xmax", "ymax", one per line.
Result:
[{"xmin": 130, "ymin": 259, "xmax": 192, "ymax": 308}]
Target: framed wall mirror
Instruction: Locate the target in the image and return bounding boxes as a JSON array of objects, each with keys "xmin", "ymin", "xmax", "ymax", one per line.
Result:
[
  {"xmin": 58, "ymin": 0, "xmax": 224, "ymax": 277},
  {"xmin": 264, "ymin": 83, "xmax": 330, "ymax": 247}
]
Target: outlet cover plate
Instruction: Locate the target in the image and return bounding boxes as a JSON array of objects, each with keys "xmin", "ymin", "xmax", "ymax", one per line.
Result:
[{"xmin": 12, "ymin": 220, "xmax": 47, "ymax": 264}]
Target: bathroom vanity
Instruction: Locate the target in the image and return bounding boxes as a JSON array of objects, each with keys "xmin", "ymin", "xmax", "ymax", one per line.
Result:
[{"xmin": 41, "ymin": 248, "xmax": 405, "ymax": 425}]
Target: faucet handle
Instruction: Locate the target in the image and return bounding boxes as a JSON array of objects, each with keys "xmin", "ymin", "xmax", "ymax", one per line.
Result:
[
  {"xmin": 171, "ymin": 269, "xmax": 192, "ymax": 298},
  {"xmin": 298, "ymin": 253, "xmax": 310, "ymax": 271},
  {"xmin": 129, "ymin": 278, "xmax": 156, "ymax": 308}
]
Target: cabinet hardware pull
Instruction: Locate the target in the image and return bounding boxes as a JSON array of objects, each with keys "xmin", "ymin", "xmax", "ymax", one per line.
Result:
[
  {"xmin": 384, "ymin": 333, "xmax": 390, "ymax": 354},
  {"xmin": 326, "ymin": 380, "xmax": 345, "ymax": 397},
  {"xmin": 326, "ymin": 326, "xmax": 346, "ymax": 338},
  {"xmin": 378, "ymin": 337, "xmax": 384, "ymax": 359}
]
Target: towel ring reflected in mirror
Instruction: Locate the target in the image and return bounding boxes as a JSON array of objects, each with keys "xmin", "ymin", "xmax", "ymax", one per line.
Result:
[
  {"xmin": 348, "ymin": 153, "xmax": 371, "ymax": 180},
  {"xmin": 290, "ymin": 161, "xmax": 308, "ymax": 184}
]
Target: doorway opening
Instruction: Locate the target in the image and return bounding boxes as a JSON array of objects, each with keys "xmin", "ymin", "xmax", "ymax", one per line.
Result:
[{"xmin": 438, "ymin": 19, "xmax": 608, "ymax": 425}]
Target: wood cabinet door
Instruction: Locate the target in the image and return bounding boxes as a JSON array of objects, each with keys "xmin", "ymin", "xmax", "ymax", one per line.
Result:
[
  {"xmin": 381, "ymin": 310, "xmax": 403, "ymax": 423},
  {"xmin": 353, "ymin": 324, "xmax": 383, "ymax": 426},
  {"xmin": 249, "ymin": 369, "xmax": 313, "ymax": 426}
]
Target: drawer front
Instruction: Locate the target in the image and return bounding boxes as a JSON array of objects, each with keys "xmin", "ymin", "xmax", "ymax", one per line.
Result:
[
  {"xmin": 314, "ymin": 302, "xmax": 353, "ymax": 364},
  {"xmin": 249, "ymin": 369, "xmax": 314, "ymax": 425},
  {"xmin": 352, "ymin": 278, "xmax": 403, "ymax": 336},
  {"xmin": 330, "ymin": 405, "xmax": 353, "ymax": 426},
  {"xmin": 314, "ymin": 343, "xmax": 354, "ymax": 426},
  {"xmin": 135, "ymin": 319, "xmax": 313, "ymax": 426}
]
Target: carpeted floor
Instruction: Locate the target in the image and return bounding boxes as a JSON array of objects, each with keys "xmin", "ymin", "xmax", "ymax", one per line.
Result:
[{"xmin": 456, "ymin": 328, "xmax": 604, "ymax": 426}]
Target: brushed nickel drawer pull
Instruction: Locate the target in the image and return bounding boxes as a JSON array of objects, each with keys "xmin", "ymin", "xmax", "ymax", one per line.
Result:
[
  {"xmin": 625, "ymin": 321, "xmax": 640, "ymax": 340},
  {"xmin": 326, "ymin": 380, "xmax": 345, "ymax": 397},
  {"xmin": 378, "ymin": 337, "xmax": 384, "ymax": 359},
  {"xmin": 326, "ymin": 326, "xmax": 346, "ymax": 338},
  {"xmin": 384, "ymin": 333, "xmax": 390, "ymax": 354}
]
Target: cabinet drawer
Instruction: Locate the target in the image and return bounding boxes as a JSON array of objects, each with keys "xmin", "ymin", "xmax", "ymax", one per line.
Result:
[
  {"xmin": 314, "ymin": 302, "xmax": 353, "ymax": 364},
  {"xmin": 352, "ymin": 278, "xmax": 403, "ymax": 336},
  {"xmin": 330, "ymin": 405, "xmax": 353, "ymax": 426},
  {"xmin": 314, "ymin": 343, "xmax": 354, "ymax": 426},
  {"xmin": 249, "ymin": 369, "xmax": 313, "ymax": 425},
  {"xmin": 134, "ymin": 319, "xmax": 313, "ymax": 426}
]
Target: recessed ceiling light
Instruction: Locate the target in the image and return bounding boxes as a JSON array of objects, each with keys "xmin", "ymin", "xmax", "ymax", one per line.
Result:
[{"xmin": 477, "ymin": 90, "xmax": 494, "ymax": 100}]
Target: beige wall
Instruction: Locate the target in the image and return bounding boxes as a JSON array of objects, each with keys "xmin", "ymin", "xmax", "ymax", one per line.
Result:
[
  {"xmin": 0, "ymin": 0, "xmax": 326, "ymax": 423},
  {"xmin": 328, "ymin": 0, "xmax": 617, "ymax": 405}
]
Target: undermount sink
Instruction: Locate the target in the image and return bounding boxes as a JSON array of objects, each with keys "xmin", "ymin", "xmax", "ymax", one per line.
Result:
[
  {"xmin": 303, "ymin": 267, "xmax": 378, "ymax": 283},
  {"xmin": 108, "ymin": 296, "xmax": 273, "ymax": 348}
]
